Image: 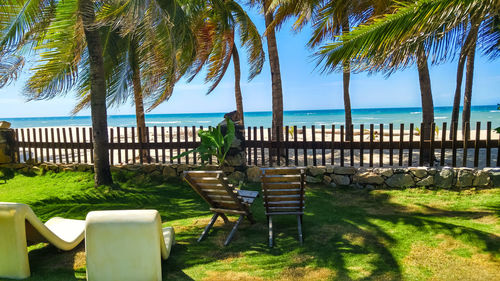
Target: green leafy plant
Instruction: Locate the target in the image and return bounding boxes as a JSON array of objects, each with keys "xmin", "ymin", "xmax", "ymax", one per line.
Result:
[
  {"xmin": 495, "ymin": 127, "xmax": 500, "ymax": 134},
  {"xmin": 0, "ymin": 167, "xmax": 15, "ymax": 184},
  {"xmin": 175, "ymin": 118, "xmax": 235, "ymax": 167}
]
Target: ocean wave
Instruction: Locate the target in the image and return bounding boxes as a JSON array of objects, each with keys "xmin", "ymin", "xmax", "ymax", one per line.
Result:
[
  {"xmin": 410, "ymin": 112, "xmax": 421, "ymax": 114},
  {"xmin": 357, "ymin": 117, "xmax": 376, "ymax": 120},
  {"xmin": 146, "ymin": 121, "xmax": 181, "ymax": 124},
  {"xmin": 197, "ymin": 121, "xmax": 211, "ymax": 123},
  {"xmin": 490, "ymin": 110, "xmax": 500, "ymax": 113},
  {"xmin": 435, "ymin": 116, "xmax": 447, "ymax": 119}
]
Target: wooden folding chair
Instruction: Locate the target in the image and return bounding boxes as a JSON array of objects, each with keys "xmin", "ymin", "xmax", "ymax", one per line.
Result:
[
  {"xmin": 261, "ymin": 167, "xmax": 306, "ymax": 247},
  {"xmin": 183, "ymin": 171, "xmax": 258, "ymax": 246}
]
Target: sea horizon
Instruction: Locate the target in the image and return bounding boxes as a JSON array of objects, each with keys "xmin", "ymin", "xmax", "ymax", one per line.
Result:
[{"xmin": 2, "ymin": 105, "xmax": 499, "ymax": 129}]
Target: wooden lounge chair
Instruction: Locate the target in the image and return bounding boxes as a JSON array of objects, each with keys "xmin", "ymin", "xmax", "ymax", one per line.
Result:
[
  {"xmin": 0, "ymin": 202, "xmax": 85, "ymax": 279},
  {"xmin": 85, "ymin": 210, "xmax": 175, "ymax": 281},
  {"xmin": 183, "ymin": 171, "xmax": 258, "ymax": 246},
  {"xmin": 261, "ymin": 167, "xmax": 306, "ymax": 247}
]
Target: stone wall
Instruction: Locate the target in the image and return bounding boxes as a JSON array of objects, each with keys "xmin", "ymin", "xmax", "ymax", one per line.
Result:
[{"xmin": 1, "ymin": 163, "xmax": 499, "ymax": 189}]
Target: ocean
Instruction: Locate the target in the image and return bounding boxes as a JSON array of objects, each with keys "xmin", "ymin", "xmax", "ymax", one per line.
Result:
[{"xmin": 2, "ymin": 105, "xmax": 499, "ymax": 129}]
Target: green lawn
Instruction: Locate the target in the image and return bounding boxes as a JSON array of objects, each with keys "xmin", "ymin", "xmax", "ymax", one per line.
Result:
[{"xmin": 0, "ymin": 170, "xmax": 499, "ymax": 281}]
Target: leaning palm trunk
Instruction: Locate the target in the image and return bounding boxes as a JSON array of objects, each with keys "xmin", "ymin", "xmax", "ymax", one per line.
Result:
[
  {"xmin": 264, "ymin": 0, "xmax": 284, "ymax": 157},
  {"xmin": 79, "ymin": 0, "xmax": 113, "ymax": 186},
  {"xmin": 130, "ymin": 41, "xmax": 149, "ymax": 162},
  {"xmin": 416, "ymin": 48, "xmax": 435, "ymax": 164},
  {"xmin": 462, "ymin": 20, "xmax": 480, "ymax": 132},
  {"xmin": 450, "ymin": 47, "xmax": 466, "ymax": 138},
  {"xmin": 342, "ymin": 21, "xmax": 353, "ymax": 142},
  {"xmin": 232, "ymin": 46, "xmax": 244, "ymax": 127}
]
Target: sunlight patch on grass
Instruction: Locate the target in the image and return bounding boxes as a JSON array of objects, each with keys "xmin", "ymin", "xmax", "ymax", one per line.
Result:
[{"xmin": 403, "ymin": 234, "xmax": 500, "ymax": 281}]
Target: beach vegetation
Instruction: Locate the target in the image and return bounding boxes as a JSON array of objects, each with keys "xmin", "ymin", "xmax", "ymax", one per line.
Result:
[
  {"xmin": 268, "ymin": 0, "xmax": 391, "ymax": 142},
  {"xmin": 188, "ymin": 0, "xmax": 265, "ymax": 127},
  {"xmin": 316, "ymin": 0, "xmax": 499, "ymax": 142},
  {"xmin": 0, "ymin": 0, "xmax": 115, "ymax": 185},
  {"xmin": 175, "ymin": 118, "xmax": 236, "ymax": 167},
  {"xmin": 1, "ymin": 171, "xmax": 499, "ymax": 280},
  {"xmin": 70, "ymin": 1, "xmax": 197, "ymax": 162}
]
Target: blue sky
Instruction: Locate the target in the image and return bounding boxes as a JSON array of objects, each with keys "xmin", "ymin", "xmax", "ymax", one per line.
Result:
[{"xmin": 0, "ymin": 8, "xmax": 499, "ymax": 118}]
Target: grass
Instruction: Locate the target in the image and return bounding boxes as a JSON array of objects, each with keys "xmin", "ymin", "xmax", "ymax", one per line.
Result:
[{"xmin": 0, "ymin": 170, "xmax": 499, "ymax": 281}]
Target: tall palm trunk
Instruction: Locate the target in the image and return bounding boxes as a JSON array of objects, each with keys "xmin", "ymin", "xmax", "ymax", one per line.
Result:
[
  {"xmin": 450, "ymin": 47, "xmax": 466, "ymax": 138},
  {"xmin": 342, "ymin": 19, "xmax": 352, "ymax": 141},
  {"xmin": 450, "ymin": 20, "xmax": 479, "ymax": 138},
  {"xmin": 129, "ymin": 40, "xmax": 149, "ymax": 162},
  {"xmin": 462, "ymin": 20, "xmax": 480, "ymax": 131},
  {"xmin": 416, "ymin": 47, "xmax": 435, "ymax": 164},
  {"xmin": 79, "ymin": 0, "xmax": 112, "ymax": 186},
  {"xmin": 232, "ymin": 45, "xmax": 244, "ymax": 126},
  {"xmin": 264, "ymin": 0, "xmax": 284, "ymax": 149}
]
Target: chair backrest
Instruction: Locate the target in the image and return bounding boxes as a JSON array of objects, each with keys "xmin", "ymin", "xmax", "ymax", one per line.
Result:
[
  {"xmin": 183, "ymin": 171, "xmax": 249, "ymax": 215},
  {"xmin": 261, "ymin": 168, "xmax": 306, "ymax": 215}
]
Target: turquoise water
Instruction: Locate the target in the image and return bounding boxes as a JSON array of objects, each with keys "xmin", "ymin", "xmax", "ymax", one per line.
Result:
[{"xmin": 3, "ymin": 105, "xmax": 499, "ymax": 128}]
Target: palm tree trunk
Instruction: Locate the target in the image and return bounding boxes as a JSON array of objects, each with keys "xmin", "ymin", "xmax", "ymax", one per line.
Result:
[
  {"xmin": 416, "ymin": 47, "xmax": 434, "ymax": 164},
  {"xmin": 342, "ymin": 19, "xmax": 352, "ymax": 141},
  {"xmin": 462, "ymin": 20, "xmax": 480, "ymax": 131},
  {"xmin": 79, "ymin": 0, "xmax": 112, "ymax": 186},
  {"xmin": 232, "ymin": 46, "xmax": 244, "ymax": 127},
  {"xmin": 264, "ymin": 0, "xmax": 284, "ymax": 149},
  {"xmin": 450, "ymin": 48, "xmax": 466, "ymax": 138},
  {"xmin": 129, "ymin": 40, "xmax": 149, "ymax": 162}
]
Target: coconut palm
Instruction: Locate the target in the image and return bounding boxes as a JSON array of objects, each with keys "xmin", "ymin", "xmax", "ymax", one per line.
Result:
[
  {"xmin": 247, "ymin": 0, "xmax": 284, "ymax": 148},
  {"xmin": 269, "ymin": 0, "xmax": 391, "ymax": 141},
  {"xmin": 71, "ymin": 8, "xmax": 197, "ymax": 162},
  {"xmin": 0, "ymin": 0, "xmax": 197, "ymax": 184},
  {"xmin": 316, "ymin": 0, "xmax": 499, "ymax": 163},
  {"xmin": 188, "ymin": 0, "xmax": 265, "ymax": 127},
  {"xmin": 0, "ymin": 0, "xmax": 114, "ymax": 185}
]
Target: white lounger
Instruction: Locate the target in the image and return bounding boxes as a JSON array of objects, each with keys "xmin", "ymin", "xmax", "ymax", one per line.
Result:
[
  {"xmin": 85, "ymin": 210, "xmax": 175, "ymax": 281},
  {"xmin": 0, "ymin": 202, "xmax": 85, "ymax": 279}
]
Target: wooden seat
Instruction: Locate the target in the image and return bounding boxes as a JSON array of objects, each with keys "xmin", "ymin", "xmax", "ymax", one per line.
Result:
[
  {"xmin": 261, "ymin": 167, "xmax": 306, "ymax": 247},
  {"xmin": 183, "ymin": 171, "xmax": 258, "ymax": 246}
]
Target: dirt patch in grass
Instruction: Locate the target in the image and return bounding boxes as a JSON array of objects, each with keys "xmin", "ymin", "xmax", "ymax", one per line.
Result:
[
  {"xmin": 280, "ymin": 266, "xmax": 334, "ymax": 280},
  {"xmin": 403, "ymin": 234, "xmax": 500, "ymax": 280},
  {"xmin": 202, "ymin": 271, "xmax": 265, "ymax": 281},
  {"xmin": 473, "ymin": 214, "xmax": 499, "ymax": 225},
  {"xmin": 72, "ymin": 249, "xmax": 86, "ymax": 270}
]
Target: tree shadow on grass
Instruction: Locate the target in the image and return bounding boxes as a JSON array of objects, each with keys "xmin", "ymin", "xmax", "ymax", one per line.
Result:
[
  {"xmin": 26, "ymin": 179, "xmax": 210, "ymax": 223},
  {"xmin": 162, "ymin": 185, "xmax": 499, "ymax": 280},
  {"xmin": 14, "ymin": 178, "xmax": 499, "ymax": 280}
]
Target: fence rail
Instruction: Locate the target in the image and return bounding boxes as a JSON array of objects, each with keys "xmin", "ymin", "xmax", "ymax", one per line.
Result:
[{"xmin": 12, "ymin": 121, "xmax": 500, "ymax": 168}]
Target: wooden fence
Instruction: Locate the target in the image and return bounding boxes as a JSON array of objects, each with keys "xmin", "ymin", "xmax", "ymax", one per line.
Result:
[{"xmin": 12, "ymin": 121, "xmax": 500, "ymax": 168}]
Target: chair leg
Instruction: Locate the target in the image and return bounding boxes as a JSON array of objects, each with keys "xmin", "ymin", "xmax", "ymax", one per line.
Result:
[
  {"xmin": 297, "ymin": 215, "xmax": 303, "ymax": 245},
  {"xmin": 224, "ymin": 215, "xmax": 244, "ymax": 246},
  {"xmin": 268, "ymin": 216, "xmax": 273, "ymax": 247},
  {"xmin": 198, "ymin": 213, "xmax": 219, "ymax": 242},
  {"xmin": 220, "ymin": 213, "xmax": 229, "ymax": 224}
]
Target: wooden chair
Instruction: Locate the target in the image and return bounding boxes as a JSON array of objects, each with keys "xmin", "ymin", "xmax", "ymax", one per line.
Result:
[
  {"xmin": 261, "ymin": 167, "xmax": 306, "ymax": 247},
  {"xmin": 183, "ymin": 171, "xmax": 259, "ymax": 246}
]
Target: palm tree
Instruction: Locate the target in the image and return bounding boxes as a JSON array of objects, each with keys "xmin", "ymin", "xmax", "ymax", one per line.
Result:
[
  {"xmin": 248, "ymin": 0, "xmax": 284, "ymax": 148},
  {"xmin": 71, "ymin": 12, "xmax": 197, "ymax": 162},
  {"xmin": 0, "ymin": 0, "xmax": 113, "ymax": 185},
  {"xmin": 188, "ymin": 0, "xmax": 265, "ymax": 127},
  {"xmin": 316, "ymin": 0, "xmax": 498, "ymax": 163},
  {"xmin": 269, "ymin": 0, "xmax": 390, "ymax": 141},
  {"xmin": 0, "ymin": 0, "xmax": 197, "ymax": 184}
]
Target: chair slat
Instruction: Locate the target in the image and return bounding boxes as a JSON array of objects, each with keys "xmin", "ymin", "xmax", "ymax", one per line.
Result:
[
  {"xmin": 261, "ymin": 183, "xmax": 302, "ymax": 189},
  {"xmin": 263, "ymin": 168, "xmax": 303, "ymax": 175},
  {"xmin": 263, "ymin": 195, "xmax": 301, "ymax": 202},
  {"xmin": 262, "ymin": 175, "xmax": 302, "ymax": 183}
]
